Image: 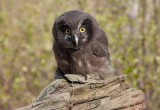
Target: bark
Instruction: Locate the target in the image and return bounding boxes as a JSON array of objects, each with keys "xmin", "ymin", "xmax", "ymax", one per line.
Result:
[{"xmin": 16, "ymin": 74, "xmax": 146, "ymax": 110}]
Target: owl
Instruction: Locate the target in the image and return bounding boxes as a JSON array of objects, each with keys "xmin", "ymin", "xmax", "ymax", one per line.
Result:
[{"xmin": 52, "ymin": 10, "xmax": 116, "ymax": 80}]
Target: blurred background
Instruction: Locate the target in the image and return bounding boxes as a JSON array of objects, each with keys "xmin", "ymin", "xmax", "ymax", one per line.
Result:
[{"xmin": 0, "ymin": 0, "xmax": 160, "ymax": 110}]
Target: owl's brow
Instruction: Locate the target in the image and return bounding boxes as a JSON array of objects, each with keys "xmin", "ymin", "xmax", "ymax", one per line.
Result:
[
  {"xmin": 82, "ymin": 19, "xmax": 90, "ymax": 25},
  {"xmin": 78, "ymin": 20, "xmax": 83, "ymax": 29},
  {"xmin": 78, "ymin": 19, "xmax": 90, "ymax": 29}
]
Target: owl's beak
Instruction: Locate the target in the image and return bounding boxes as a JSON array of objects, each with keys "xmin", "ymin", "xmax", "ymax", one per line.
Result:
[{"xmin": 74, "ymin": 35, "xmax": 79, "ymax": 46}]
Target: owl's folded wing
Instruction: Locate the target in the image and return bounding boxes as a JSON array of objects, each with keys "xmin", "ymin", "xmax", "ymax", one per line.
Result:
[{"xmin": 91, "ymin": 29, "xmax": 110, "ymax": 59}]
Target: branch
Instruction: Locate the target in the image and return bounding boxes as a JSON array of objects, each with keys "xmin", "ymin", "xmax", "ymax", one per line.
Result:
[{"xmin": 16, "ymin": 74, "xmax": 146, "ymax": 110}]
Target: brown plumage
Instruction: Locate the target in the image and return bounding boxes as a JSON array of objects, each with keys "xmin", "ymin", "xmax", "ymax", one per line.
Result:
[{"xmin": 52, "ymin": 10, "xmax": 116, "ymax": 80}]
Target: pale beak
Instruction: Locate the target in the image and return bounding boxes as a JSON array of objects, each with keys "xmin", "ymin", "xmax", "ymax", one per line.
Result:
[{"xmin": 74, "ymin": 35, "xmax": 79, "ymax": 46}]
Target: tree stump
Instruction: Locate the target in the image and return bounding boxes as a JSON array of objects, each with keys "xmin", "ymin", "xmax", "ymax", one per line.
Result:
[{"xmin": 16, "ymin": 74, "xmax": 146, "ymax": 110}]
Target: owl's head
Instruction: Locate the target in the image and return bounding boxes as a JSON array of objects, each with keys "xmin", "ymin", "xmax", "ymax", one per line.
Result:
[{"xmin": 53, "ymin": 10, "xmax": 99, "ymax": 50}]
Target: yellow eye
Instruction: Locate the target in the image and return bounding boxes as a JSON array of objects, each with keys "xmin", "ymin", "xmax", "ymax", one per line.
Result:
[
  {"xmin": 65, "ymin": 29, "xmax": 71, "ymax": 34},
  {"xmin": 80, "ymin": 28, "xmax": 85, "ymax": 32}
]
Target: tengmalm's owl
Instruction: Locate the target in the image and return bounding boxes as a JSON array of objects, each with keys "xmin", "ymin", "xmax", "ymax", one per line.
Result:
[{"xmin": 53, "ymin": 10, "xmax": 117, "ymax": 80}]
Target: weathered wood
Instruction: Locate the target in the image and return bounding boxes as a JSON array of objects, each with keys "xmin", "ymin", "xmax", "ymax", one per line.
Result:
[{"xmin": 16, "ymin": 74, "xmax": 146, "ymax": 110}]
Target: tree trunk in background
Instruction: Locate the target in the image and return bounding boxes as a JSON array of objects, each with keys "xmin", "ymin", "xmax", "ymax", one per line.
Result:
[
  {"xmin": 128, "ymin": 0, "xmax": 139, "ymax": 38},
  {"xmin": 153, "ymin": 0, "xmax": 159, "ymax": 72},
  {"xmin": 141, "ymin": 0, "xmax": 151, "ymax": 58}
]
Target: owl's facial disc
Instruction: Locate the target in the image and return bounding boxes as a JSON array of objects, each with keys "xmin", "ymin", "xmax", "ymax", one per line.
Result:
[
  {"xmin": 53, "ymin": 12, "xmax": 95, "ymax": 50},
  {"xmin": 59, "ymin": 24, "xmax": 88, "ymax": 50}
]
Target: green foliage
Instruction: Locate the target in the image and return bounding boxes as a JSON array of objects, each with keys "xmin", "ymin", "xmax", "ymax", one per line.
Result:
[{"xmin": 0, "ymin": 0, "xmax": 159, "ymax": 110}]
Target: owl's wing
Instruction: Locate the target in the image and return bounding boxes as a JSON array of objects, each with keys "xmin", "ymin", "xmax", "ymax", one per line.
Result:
[{"xmin": 91, "ymin": 29, "xmax": 110, "ymax": 59}]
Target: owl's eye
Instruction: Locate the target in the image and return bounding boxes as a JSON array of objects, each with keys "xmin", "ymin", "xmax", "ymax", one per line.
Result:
[
  {"xmin": 79, "ymin": 28, "xmax": 85, "ymax": 33},
  {"xmin": 65, "ymin": 29, "xmax": 71, "ymax": 34}
]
